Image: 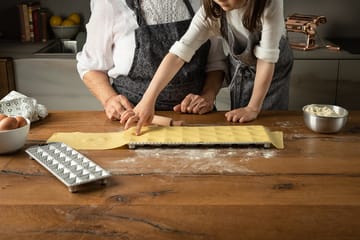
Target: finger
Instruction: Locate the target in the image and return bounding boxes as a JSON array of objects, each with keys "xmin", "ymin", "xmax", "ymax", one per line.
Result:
[
  {"xmin": 197, "ymin": 103, "xmax": 212, "ymax": 115},
  {"xmin": 173, "ymin": 104, "xmax": 181, "ymax": 112},
  {"xmin": 124, "ymin": 115, "xmax": 138, "ymax": 130},
  {"xmin": 136, "ymin": 117, "xmax": 146, "ymax": 136},
  {"xmin": 120, "ymin": 110, "xmax": 135, "ymax": 124},
  {"xmin": 186, "ymin": 95, "xmax": 201, "ymax": 110},
  {"xmin": 181, "ymin": 95, "xmax": 193, "ymax": 112},
  {"xmin": 107, "ymin": 108, "xmax": 121, "ymax": 121},
  {"xmin": 225, "ymin": 112, "xmax": 233, "ymax": 122}
]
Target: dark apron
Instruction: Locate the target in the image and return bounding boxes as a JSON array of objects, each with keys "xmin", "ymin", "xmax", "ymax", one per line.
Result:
[
  {"xmin": 113, "ymin": 0, "xmax": 210, "ymax": 110},
  {"xmin": 221, "ymin": 15, "xmax": 293, "ymax": 110}
]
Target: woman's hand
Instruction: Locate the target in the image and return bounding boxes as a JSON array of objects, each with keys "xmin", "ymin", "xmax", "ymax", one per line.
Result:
[
  {"xmin": 104, "ymin": 95, "xmax": 134, "ymax": 120},
  {"xmin": 173, "ymin": 93, "xmax": 214, "ymax": 114},
  {"xmin": 225, "ymin": 106, "xmax": 260, "ymax": 123}
]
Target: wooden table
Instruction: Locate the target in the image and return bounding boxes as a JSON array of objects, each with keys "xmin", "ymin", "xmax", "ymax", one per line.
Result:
[{"xmin": 1, "ymin": 111, "xmax": 360, "ymax": 240}]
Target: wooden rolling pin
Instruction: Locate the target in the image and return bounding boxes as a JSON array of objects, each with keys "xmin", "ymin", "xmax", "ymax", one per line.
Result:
[{"xmin": 151, "ymin": 115, "xmax": 184, "ymax": 126}]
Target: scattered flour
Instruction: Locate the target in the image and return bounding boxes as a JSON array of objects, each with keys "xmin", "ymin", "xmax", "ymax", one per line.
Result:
[{"xmin": 110, "ymin": 148, "xmax": 278, "ymax": 174}]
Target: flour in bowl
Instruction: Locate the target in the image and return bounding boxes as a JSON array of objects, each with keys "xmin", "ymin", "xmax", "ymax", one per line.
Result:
[{"xmin": 304, "ymin": 105, "xmax": 342, "ymax": 117}]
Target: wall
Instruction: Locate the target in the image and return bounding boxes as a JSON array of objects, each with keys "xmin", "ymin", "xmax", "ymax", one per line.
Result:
[
  {"xmin": 1, "ymin": 0, "xmax": 359, "ymax": 41},
  {"xmin": 284, "ymin": 0, "xmax": 360, "ymax": 39},
  {"xmin": 0, "ymin": 0, "xmax": 90, "ymax": 41}
]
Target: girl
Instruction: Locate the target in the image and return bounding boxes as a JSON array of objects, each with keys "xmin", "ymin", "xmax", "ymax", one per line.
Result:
[{"xmin": 124, "ymin": 0, "xmax": 293, "ymax": 135}]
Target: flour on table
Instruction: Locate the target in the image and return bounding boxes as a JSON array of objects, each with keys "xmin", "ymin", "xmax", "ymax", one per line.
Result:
[{"xmin": 110, "ymin": 148, "xmax": 277, "ymax": 174}]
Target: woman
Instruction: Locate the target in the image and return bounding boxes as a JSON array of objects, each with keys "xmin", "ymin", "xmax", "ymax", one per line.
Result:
[
  {"xmin": 124, "ymin": 0, "xmax": 293, "ymax": 135},
  {"xmin": 76, "ymin": 0, "xmax": 226, "ymax": 121}
]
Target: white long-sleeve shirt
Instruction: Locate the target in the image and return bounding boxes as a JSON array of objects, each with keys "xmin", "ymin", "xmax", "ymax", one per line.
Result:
[
  {"xmin": 170, "ymin": 0, "xmax": 285, "ymax": 64},
  {"xmin": 76, "ymin": 0, "xmax": 227, "ymax": 80}
]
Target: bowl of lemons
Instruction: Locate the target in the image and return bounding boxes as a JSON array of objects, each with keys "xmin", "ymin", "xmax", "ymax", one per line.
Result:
[{"xmin": 50, "ymin": 13, "xmax": 81, "ymax": 39}]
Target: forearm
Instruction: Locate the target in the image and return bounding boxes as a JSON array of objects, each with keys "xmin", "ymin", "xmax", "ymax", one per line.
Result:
[
  {"xmin": 142, "ymin": 53, "xmax": 185, "ymax": 104},
  {"xmin": 247, "ymin": 59, "xmax": 275, "ymax": 111},
  {"xmin": 201, "ymin": 70, "xmax": 225, "ymax": 103},
  {"xmin": 82, "ymin": 70, "xmax": 117, "ymax": 107}
]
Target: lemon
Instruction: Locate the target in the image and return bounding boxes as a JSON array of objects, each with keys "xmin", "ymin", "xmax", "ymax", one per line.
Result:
[
  {"xmin": 67, "ymin": 13, "xmax": 81, "ymax": 25},
  {"xmin": 61, "ymin": 19, "xmax": 76, "ymax": 26},
  {"xmin": 49, "ymin": 15, "xmax": 63, "ymax": 26}
]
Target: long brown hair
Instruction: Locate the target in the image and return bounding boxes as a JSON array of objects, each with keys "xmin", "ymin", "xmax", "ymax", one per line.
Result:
[{"xmin": 203, "ymin": 0, "xmax": 269, "ymax": 32}]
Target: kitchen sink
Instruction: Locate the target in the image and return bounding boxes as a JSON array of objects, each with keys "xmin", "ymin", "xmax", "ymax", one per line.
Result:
[{"xmin": 33, "ymin": 39, "xmax": 78, "ymax": 55}]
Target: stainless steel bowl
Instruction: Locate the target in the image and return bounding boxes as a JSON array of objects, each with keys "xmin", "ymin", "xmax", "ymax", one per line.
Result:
[{"xmin": 302, "ymin": 104, "xmax": 348, "ymax": 133}]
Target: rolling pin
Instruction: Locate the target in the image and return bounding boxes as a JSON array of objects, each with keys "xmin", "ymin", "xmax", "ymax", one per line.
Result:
[{"xmin": 151, "ymin": 115, "xmax": 184, "ymax": 126}]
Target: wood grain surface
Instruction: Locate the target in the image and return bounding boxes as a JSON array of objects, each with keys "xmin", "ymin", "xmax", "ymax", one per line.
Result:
[{"xmin": 1, "ymin": 111, "xmax": 360, "ymax": 240}]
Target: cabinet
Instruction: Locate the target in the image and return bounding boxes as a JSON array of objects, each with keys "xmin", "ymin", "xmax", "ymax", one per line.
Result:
[
  {"xmin": 337, "ymin": 60, "xmax": 360, "ymax": 109},
  {"xmin": 0, "ymin": 57, "xmax": 16, "ymax": 99},
  {"xmin": 14, "ymin": 58, "xmax": 103, "ymax": 110},
  {"xmin": 289, "ymin": 60, "xmax": 338, "ymax": 110}
]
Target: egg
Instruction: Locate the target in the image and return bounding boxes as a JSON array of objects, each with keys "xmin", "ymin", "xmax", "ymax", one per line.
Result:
[
  {"xmin": 16, "ymin": 116, "xmax": 28, "ymax": 128},
  {"xmin": 0, "ymin": 117, "xmax": 18, "ymax": 131},
  {"xmin": 0, "ymin": 113, "xmax": 7, "ymax": 121}
]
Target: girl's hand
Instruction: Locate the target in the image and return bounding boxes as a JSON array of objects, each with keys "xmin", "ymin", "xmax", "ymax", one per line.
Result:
[
  {"xmin": 225, "ymin": 106, "xmax": 260, "ymax": 123},
  {"xmin": 124, "ymin": 100, "xmax": 155, "ymax": 135}
]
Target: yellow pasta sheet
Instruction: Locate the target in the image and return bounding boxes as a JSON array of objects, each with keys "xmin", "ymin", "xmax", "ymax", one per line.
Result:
[{"xmin": 47, "ymin": 125, "xmax": 284, "ymax": 150}]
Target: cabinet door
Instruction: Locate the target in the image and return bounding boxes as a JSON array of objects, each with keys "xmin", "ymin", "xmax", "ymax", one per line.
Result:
[
  {"xmin": 289, "ymin": 60, "xmax": 338, "ymax": 110},
  {"xmin": 0, "ymin": 58, "xmax": 16, "ymax": 99},
  {"xmin": 14, "ymin": 58, "xmax": 103, "ymax": 110},
  {"xmin": 337, "ymin": 60, "xmax": 360, "ymax": 110}
]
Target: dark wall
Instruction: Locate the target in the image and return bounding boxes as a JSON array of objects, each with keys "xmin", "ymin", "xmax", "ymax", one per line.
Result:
[
  {"xmin": 0, "ymin": 0, "xmax": 359, "ymax": 41},
  {"xmin": 284, "ymin": 0, "xmax": 360, "ymax": 39},
  {"xmin": 0, "ymin": 0, "xmax": 90, "ymax": 41}
]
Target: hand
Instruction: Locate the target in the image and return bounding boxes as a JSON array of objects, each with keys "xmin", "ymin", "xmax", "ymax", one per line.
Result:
[
  {"xmin": 173, "ymin": 93, "xmax": 214, "ymax": 114},
  {"xmin": 124, "ymin": 100, "xmax": 155, "ymax": 135},
  {"xmin": 225, "ymin": 106, "xmax": 260, "ymax": 123},
  {"xmin": 103, "ymin": 95, "xmax": 133, "ymax": 121}
]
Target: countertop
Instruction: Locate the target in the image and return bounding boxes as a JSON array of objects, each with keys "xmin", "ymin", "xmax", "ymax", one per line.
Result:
[
  {"xmin": 1, "ymin": 38, "xmax": 360, "ymax": 60},
  {"xmin": 1, "ymin": 110, "xmax": 360, "ymax": 239}
]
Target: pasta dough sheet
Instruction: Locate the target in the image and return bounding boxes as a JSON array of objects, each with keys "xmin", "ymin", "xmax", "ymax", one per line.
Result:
[{"xmin": 47, "ymin": 125, "xmax": 284, "ymax": 150}]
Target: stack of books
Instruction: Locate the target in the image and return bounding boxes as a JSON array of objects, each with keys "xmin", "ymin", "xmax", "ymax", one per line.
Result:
[{"xmin": 17, "ymin": 2, "xmax": 49, "ymax": 43}]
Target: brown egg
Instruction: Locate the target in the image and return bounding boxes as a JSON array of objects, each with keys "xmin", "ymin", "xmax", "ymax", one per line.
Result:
[
  {"xmin": 0, "ymin": 117, "xmax": 18, "ymax": 131},
  {"xmin": 0, "ymin": 113, "xmax": 7, "ymax": 121},
  {"xmin": 16, "ymin": 116, "xmax": 28, "ymax": 128}
]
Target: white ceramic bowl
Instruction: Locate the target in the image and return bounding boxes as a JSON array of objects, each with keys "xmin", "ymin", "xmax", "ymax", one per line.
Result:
[
  {"xmin": 0, "ymin": 118, "xmax": 30, "ymax": 154},
  {"xmin": 303, "ymin": 104, "xmax": 348, "ymax": 133},
  {"xmin": 51, "ymin": 25, "xmax": 79, "ymax": 39}
]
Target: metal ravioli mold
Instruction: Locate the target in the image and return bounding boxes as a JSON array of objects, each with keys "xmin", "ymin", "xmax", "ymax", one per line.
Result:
[{"xmin": 26, "ymin": 142, "xmax": 111, "ymax": 192}]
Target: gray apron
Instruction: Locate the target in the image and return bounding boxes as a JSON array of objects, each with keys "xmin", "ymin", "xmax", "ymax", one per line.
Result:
[
  {"xmin": 221, "ymin": 15, "xmax": 293, "ymax": 110},
  {"xmin": 113, "ymin": 0, "xmax": 210, "ymax": 110}
]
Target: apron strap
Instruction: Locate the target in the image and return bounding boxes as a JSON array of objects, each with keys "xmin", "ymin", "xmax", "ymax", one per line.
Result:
[
  {"xmin": 126, "ymin": 0, "xmax": 195, "ymax": 26},
  {"xmin": 125, "ymin": 0, "xmax": 147, "ymax": 26},
  {"xmin": 183, "ymin": 0, "xmax": 195, "ymax": 17}
]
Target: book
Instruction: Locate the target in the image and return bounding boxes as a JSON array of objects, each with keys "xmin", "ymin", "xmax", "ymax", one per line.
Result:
[
  {"xmin": 39, "ymin": 8, "xmax": 49, "ymax": 42},
  {"xmin": 17, "ymin": 4, "xmax": 26, "ymax": 42},
  {"xmin": 21, "ymin": 3, "xmax": 31, "ymax": 42},
  {"xmin": 28, "ymin": 2, "xmax": 40, "ymax": 42},
  {"xmin": 17, "ymin": 2, "xmax": 42, "ymax": 42},
  {"xmin": 32, "ymin": 8, "xmax": 40, "ymax": 42}
]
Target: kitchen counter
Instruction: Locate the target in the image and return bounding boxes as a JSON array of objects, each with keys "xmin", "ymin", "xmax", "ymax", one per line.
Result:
[
  {"xmin": 0, "ymin": 40, "xmax": 76, "ymax": 59},
  {"xmin": 1, "ymin": 110, "xmax": 360, "ymax": 239},
  {"xmin": 1, "ymin": 39, "xmax": 360, "ymax": 60}
]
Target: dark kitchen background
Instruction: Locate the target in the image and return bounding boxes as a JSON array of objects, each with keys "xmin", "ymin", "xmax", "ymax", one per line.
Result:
[{"xmin": 0, "ymin": 0, "xmax": 360, "ymax": 41}]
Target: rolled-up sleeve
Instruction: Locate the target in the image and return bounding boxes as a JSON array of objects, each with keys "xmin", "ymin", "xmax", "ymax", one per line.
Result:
[
  {"xmin": 76, "ymin": 0, "xmax": 115, "ymax": 80},
  {"xmin": 169, "ymin": 7, "xmax": 215, "ymax": 63},
  {"xmin": 254, "ymin": 0, "xmax": 285, "ymax": 63}
]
